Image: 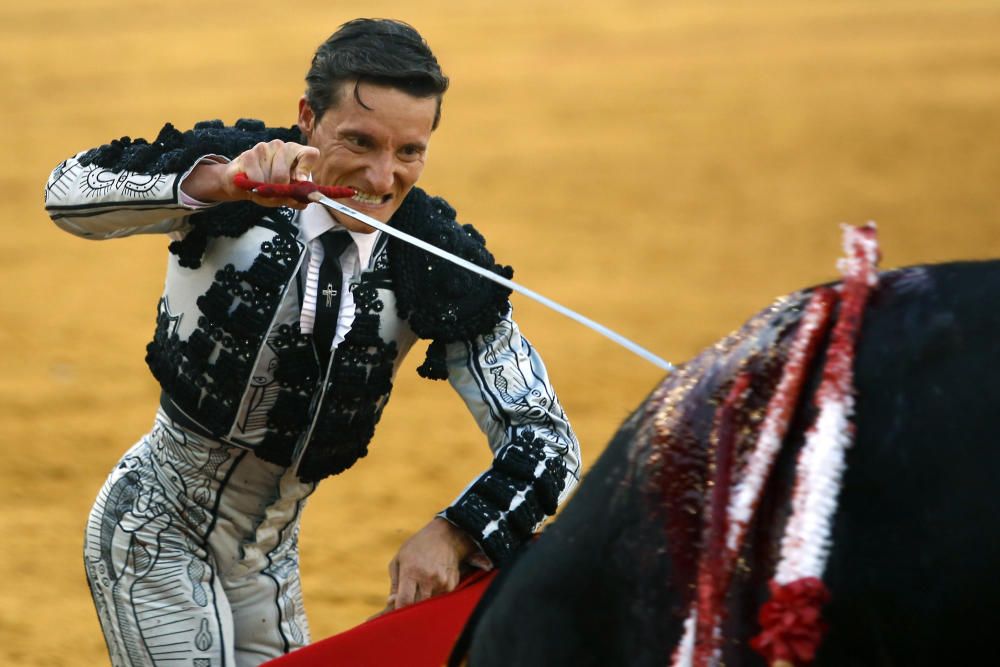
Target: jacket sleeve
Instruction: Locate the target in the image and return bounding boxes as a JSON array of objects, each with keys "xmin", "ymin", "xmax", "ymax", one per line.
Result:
[
  {"xmin": 439, "ymin": 307, "xmax": 582, "ymax": 566},
  {"xmin": 43, "ymin": 119, "xmax": 299, "ymax": 240},
  {"xmin": 43, "ymin": 151, "xmax": 216, "ymax": 239}
]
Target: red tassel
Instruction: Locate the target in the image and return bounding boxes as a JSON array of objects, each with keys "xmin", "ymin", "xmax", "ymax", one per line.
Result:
[
  {"xmin": 232, "ymin": 172, "xmax": 356, "ymax": 203},
  {"xmin": 750, "ymin": 578, "xmax": 831, "ymax": 666}
]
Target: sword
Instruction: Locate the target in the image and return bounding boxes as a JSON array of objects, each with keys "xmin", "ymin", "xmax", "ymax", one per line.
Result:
[{"xmin": 234, "ymin": 174, "xmax": 675, "ymax": 372}]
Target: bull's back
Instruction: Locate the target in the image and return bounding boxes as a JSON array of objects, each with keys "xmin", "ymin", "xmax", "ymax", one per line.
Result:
[
  {"xmin": 464, "ymin": 259, "xmax": 1000, "ymax": 666},
  {"xmin": 820, "ymin": 260, "xmax": 1000, "ymax": 664}
]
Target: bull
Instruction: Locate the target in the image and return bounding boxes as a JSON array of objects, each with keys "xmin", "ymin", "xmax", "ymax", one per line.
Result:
[{"xmin": 455, "ymin": 254, "xmax": 1000, "ymax": 666}]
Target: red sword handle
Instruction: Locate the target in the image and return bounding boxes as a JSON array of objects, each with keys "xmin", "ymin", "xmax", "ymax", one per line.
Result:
[{"xmin": 232, "ymin": 172, "xmax": 356, "ymax": 203}]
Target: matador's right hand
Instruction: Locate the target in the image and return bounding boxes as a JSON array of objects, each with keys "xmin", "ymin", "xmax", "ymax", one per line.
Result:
[{"xmin": 183, "ymin": 140, "xmax": 321, "ymax": 210}]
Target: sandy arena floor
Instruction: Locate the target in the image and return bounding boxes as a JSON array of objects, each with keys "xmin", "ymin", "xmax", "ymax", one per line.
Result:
[{"xmin": 2, "ymin": 1, "xmax": 998, "ymax": 664}]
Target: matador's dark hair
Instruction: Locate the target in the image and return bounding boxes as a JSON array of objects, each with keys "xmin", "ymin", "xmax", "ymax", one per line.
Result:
[{"xmin": 305, "ymin": 18, "xmax": 450, "ymax": 129}]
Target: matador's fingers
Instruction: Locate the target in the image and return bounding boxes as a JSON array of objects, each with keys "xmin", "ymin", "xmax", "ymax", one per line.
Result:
[{"xmin": 289, "ymin": 145, "xmax": 320, "ymax": 182}]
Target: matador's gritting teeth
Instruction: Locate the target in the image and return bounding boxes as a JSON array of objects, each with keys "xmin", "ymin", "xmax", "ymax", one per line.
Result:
[{"xmin": 352, "ymin": 191, "xmax": 389, "ymax": 204}]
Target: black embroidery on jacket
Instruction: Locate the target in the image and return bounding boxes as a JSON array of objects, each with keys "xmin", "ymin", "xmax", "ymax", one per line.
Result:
[
  {"xmin": 124, "ymin": 121, "xmax": 517, "ymax": 478},
  {"xmin": 166, "ymin": 202, "xmax": 294, "ymax": 270},
  {"xmin": 387, "ymin": 189, "xmax": 514, "ymax": 379},
  {"xmin": 254, "ymin": 319, "xmax": 320, "ymax": 467},
  {"xmin": 78, "ymin": 119, "xmax": 301, "ymax": 175},
  {"xmin": 296, "ymin": 266, "xmax": 399, "ymax": 482},
  {"xmin": 146, "ymin": 228, "xmax": 303, "ymax": 439},
  {"xmin": 443, "ymin": 431, "xmax": 568, "ymax": 566}
]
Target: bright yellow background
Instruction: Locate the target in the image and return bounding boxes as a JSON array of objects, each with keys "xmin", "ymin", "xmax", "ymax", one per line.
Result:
[{"xmin": 2, "ymin": 2, "xmax": 998, "ymax": 664}]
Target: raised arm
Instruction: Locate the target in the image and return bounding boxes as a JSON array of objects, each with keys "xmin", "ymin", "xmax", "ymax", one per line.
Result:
[
  {"xmin": 44, "ymin": 120, "xmax": 319, "ymax": 240},
  {"xmin": 44, "ymin": 152, "xmax": 208, "ymax": 239}
]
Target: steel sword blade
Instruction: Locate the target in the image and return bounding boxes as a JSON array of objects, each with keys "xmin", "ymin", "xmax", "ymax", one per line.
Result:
[{"xmin": 312, "ymin": 193, "xmax": 675, "ymax": 372}]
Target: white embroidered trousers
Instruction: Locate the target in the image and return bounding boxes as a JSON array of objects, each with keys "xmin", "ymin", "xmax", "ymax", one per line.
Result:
[{"xmin": 84, "ymin": 410, "xmax": 315, "ymax": 666}]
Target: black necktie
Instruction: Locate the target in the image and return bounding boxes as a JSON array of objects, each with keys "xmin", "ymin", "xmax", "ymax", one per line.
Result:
[{"xmin": 314, "ymin": 230, "xmax": 353, "ymax": 371}]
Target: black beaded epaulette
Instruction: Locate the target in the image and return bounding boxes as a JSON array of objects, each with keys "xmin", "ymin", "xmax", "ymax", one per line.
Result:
[
  {"xmin": 78, "ymin": 118, "xmax": 300, "ymax": 174},
  {"xmin": 388, "ymin": 189, "xmax": 514, "ymax": 379},
  {"xmin": 77, "ymin": 119, "xmax": 301, "ymax": 269}
]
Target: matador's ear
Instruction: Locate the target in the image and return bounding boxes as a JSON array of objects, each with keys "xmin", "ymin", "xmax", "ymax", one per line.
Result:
[{"xmin": 297, "ymin": 97, "xmax": 315, "ymax": 141}]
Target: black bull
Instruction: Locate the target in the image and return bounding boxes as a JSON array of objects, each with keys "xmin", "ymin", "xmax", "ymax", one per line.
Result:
[{"xmin": 457, "ymin": 260, "xmax": 1000, "ymax": 666}]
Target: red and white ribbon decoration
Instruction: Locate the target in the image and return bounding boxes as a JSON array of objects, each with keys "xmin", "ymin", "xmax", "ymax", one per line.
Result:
[
  {"xmin": 752, "ymin": 223, "xmax": 879, "ymax": 666},
  {"xmin": 671, "ymin": 223, "xmax": 880, "ymax": 667}
]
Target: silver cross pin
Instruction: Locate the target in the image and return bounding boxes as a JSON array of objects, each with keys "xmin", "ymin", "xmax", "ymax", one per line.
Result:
[{"xmin": 322, "ymin": 283, "xmax": 337, "ymax": 307}]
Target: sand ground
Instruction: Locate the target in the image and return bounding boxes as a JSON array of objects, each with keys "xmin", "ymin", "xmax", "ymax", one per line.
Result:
[{"xmin": 2, "ymin": 1, "xmax": 998, "ymax": 664}]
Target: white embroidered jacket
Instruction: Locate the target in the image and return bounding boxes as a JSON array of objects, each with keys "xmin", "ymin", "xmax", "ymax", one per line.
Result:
[{"xmin": 45, "ymin": 147, "xmax": 580, "ymax": 565}]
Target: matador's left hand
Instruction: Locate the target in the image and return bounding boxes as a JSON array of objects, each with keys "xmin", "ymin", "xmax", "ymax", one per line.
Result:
[{"xmin": 385, "ymin": 517, "xmax": 481, "ymax": 612}]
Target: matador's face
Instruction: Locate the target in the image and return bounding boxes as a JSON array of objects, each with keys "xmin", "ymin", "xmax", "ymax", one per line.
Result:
[{"xmin": 297, "ymin": 81, "xmax": 437, "ymax": 233}]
